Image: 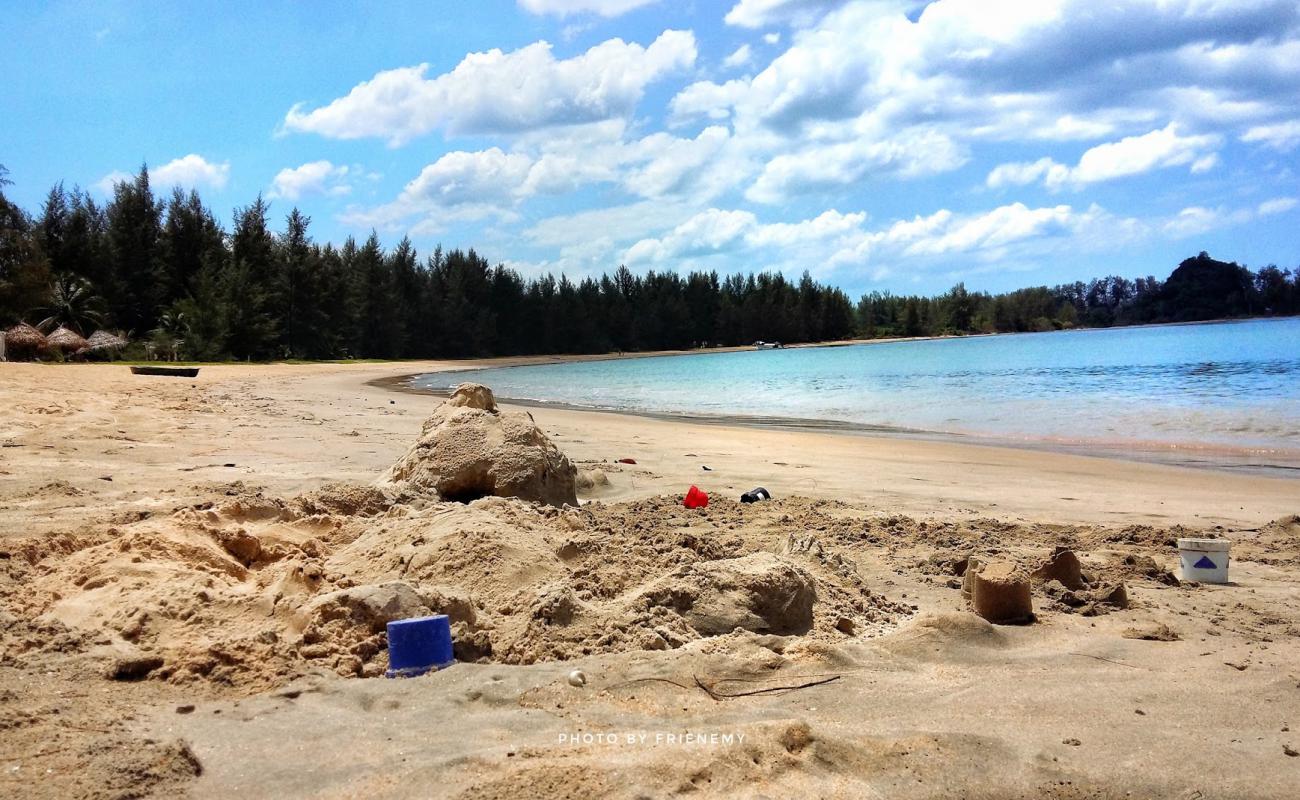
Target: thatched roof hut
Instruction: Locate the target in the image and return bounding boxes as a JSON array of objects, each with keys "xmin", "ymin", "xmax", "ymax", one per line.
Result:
[
  {"xmin": 46, "ymin": 326, "xmax": 90, "ymax": 356},
  {"xmin": 4, "ymin": 323, "xmax": 47, "ymax": 360},
  {"xmin": 85, "ymin": 330, "xmax": 128, "ymax": 360},
  {"xmin": 85, "ymin": 330, "xmax": 129, "ymax": 354}
]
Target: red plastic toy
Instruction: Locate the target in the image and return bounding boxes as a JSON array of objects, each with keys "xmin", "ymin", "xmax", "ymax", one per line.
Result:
[{"xmin": 684, "ymin": 485, "xmax": 709, "ymax": 509}]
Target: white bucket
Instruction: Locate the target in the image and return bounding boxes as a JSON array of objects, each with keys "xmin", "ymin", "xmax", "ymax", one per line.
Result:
[{"xmin": 1177, "ymin": 538, "xmax": 1230, "ymax": 584}]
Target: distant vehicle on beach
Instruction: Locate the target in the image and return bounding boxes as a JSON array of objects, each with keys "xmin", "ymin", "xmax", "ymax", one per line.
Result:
[{"xmin": 754, "ymin": 341, "xmax": 784, "ymax": 350}]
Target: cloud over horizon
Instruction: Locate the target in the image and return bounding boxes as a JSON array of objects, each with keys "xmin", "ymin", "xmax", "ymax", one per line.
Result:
[
  {"xmin": 282, "ymin": 30, "xmax": 697, "ymax": 146},
  {"xmin": 11, "ymin": 0, "xmax": 1295, "ymax": 297}
]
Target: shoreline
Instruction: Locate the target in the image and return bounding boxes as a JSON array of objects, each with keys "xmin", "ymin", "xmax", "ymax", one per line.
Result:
[
  {"xmin": 372, "ymin": 371, "xmax": 1300, "ymax": 479},
  {"xmin": 3, "ymin": 359, "xmax": 1297, "ymax": 533}
]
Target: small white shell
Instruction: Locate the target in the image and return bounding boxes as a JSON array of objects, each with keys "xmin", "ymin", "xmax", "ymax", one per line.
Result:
[{"xmin": 567, "ymin": 669, "xmax": 587, "ymax": 687}]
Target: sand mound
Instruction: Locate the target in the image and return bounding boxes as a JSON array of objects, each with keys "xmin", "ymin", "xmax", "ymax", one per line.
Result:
[
  {"xmin": 384, "ymin": 383, "xmax": 577, "ymax": 507},
  {"xmin": 877, "ymin": 612, "xmax": 1006, "ymax": 658},
  {"xmin": 1114, "ymin": 553, "xmax": 1180, "ymax": 586},
  {"xmin": 575, "ymin": 468, "xmax": 611, "ymax": 494},
  {"xmin": 292, "ymin": 483, "xmax": 394, "ymax": 517},
  {"xmin": 1030, "ymin": 547, "xmax": 1085, "ymax": 590},
  {"xmin": 2, "ymin": 490, "xmax": 914, "ymax": 688},
  {"xmin": 638, "ymin": 552, "xmax": 816, "ymax": 636},
  {"xmin": 1232, "ymin": 514, "xmax": 1300, "ymax": 567}
]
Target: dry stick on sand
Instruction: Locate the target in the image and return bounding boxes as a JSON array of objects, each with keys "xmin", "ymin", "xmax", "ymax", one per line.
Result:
[
  {"xmin": 1068, "ymin": 652, "xmax": 1146, "ymax": 670},
  {"xmin": 696, "ymin": 674, "xmax": 842, "ymax": 700},
  {"xmin": 606, "ymin": 674, "xmax": 843, "ymax": 701}
]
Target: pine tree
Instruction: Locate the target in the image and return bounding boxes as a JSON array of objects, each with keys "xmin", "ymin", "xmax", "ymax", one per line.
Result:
[
  {"xmin": 225, "ymin": 197, "xmax": 278, "ymax": 358},
  {"xmin": 105, "ymin": 166, "xmax": 163, "ymax": 334},
  {"xmin": 173, "ymin": 252, "xmax": 229, "ymax": 360},
  {"xmin": 0, "ymin": 166, "xmax": 52, "ymax": 326},
  {"xmin": 279, "ymin": 208, "xmax": 331, "ymax": 358},
  {"xmin": 388, "ymin": 236, "xmax": 421, "ymax": 358},
  {"xmin": 161, "ymin": 188, "xmax": 224, "ymax": 303},
  {"xmin": 355, "ymin": 232, "xmax": 397, "ymax": 358}
]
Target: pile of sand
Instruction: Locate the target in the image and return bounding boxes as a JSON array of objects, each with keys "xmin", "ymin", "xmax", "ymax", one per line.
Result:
[
  {"xmin": 5, "ymin": 383, "xmax": 1277, "ymax": 699},
  {"xmin": 383, "ymin": 382, "xmax": 577, "ymax": 507},
  {"xmin": 5, "ymin": 477, "xmax": 1216, "ymax": 693},
  {"xmin": 0, "ymin": 488, "xmax": 916, "ymax": 689}
]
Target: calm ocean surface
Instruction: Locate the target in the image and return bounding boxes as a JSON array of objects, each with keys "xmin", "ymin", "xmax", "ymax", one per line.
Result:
[{"xmin": 413, "ymin": 318, "xmax": 1300, "ymax": 473}]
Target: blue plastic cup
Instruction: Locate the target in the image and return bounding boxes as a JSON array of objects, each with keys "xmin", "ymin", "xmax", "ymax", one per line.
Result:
[{"xmin": 386, "ymin": 614, "xmax": 455, "ymax": 678}]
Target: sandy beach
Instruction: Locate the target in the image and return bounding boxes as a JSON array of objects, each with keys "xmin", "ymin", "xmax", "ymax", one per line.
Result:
[{"xmin": 2, "ymin": 360, "xmax": 1299, "ymax": 798}]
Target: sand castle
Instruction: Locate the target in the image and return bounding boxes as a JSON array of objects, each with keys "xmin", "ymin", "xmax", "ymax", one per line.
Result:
[{"xmin": 384, "ymin": 383, "xmax": 578, "ymax": 507}]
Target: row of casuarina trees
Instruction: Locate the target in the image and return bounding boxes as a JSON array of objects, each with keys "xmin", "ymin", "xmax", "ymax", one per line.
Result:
[{"xmin": 3, "ymin": 164, "xmax": 1296, "ymax": 362}]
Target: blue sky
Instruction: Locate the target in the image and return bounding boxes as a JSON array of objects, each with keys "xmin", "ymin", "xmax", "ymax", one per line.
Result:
[{"xmin": 3, "ymin": 0, "xmax": 1298, "ymax": 296}]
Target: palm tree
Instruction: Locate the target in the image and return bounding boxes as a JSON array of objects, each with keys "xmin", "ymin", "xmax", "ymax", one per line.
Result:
[
  {"xmin": 36, "ymin": 274, "xmax": 105, "ymax": 335},
  {"xmin": 154, "ymin": 307, "xmax": 186, "ymax": 337},
  {"xmin": 148, "ymin": 306, "xmax": 189, "ymax": 362}
]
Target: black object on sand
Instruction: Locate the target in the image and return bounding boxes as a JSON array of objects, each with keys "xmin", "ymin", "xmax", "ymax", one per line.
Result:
[
  {"xmin": 130, "ymin": 366, "xmax": 200, "ymax": 377},
  {"xmin": 740, "ymin": 487, "xmax": 771, "ymax": 503}
]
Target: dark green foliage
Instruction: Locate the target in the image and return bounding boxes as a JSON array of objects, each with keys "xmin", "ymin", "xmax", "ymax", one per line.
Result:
[
  {"xmin": 40, "ymin": 184, "xmax": 112, "ymax": 292},
  {"xmin": 161, "ymin": 188, "xmax": 224, "ymax": 302},
  {"xmin": 279, "ymin": 208, "xmax": 333, "ymax": 358},
  {"xmin": 171, "ymin": 255, "xmax": 229, "ymax": 360},
  {"xmin": 353, "ymin": 232, "xmax": 399, "ymax": 358},
  {"xmin": 1, "ymin": 166, "xmax": 53, "ymax": 326},
  {"xmin": 852, "ymin": 254, "xmax": 1299, "ymax": 339},
  {"xmin": 1154, "ymin": 252, "xmax": 1257, "ymax": 321},
  {"xmin": 35, "ymin": 273, "xmax": 105, "ymax": 334},
  {"xmin": 105, "ymin": 167, "xmax": 164, "ymax": 335},
  {"xmin": 1, "ymin": 165, "xmax": 1297, "ymax": 359}
]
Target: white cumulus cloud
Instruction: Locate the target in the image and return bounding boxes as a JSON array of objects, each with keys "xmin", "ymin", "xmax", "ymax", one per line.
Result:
[
  {"xmin": 900, "ymin": 203, "xmax": 1077, "ymax": 257},
  {"xmin": 283, "ymin": 30, "xmax": 696, "ymax": 146},
  {"xmin": 1062, "ymin": 124, "xmax": 1221, "ymax": 188},
  {"xmin": 1258, "ymin": 197, "xmax": 1298, "ymax": 216},
  {"xmin": 986, "ymin": 157, "xmax": 1068, "ymax": 189},
  {"xmin": 620, "ymin": 200, "xmax": 1145, "ymax": 283},
  {"xmin": 1241, "ymin": 119, "xmax": 1300, "ymax": 152},
  {"xmin": 827, "ymin": 201, "xmax": 1137, "ymax": 272},
  {"xmin": 268, "ymin": 160, "xmax": 351, "ymax": 200},
  {"xmin": 986, "ymin": 124, "xmax": 1221, "ymax": 191},
  {"xmin": 153, "ymin": 155, "xmax": 230, "ymax": 190},
  {"xmin": 620, "ymin": 126, "xmax": 736, "ymax": 199},
  {"xmin": 398, "ymin": 148, "xmax": 534, "ymax": 211},
  {"xmin": 669, "ymin": 79, "xmax": 751, "ymax": 122},
  {"xmin": 626, "ymin": 208, "xmax": 758, "ymax": 264},
  {"xmin": 625, "ymin": 207, "xmax": 869, "ymax": 266},
  {"xmin": 342, "ymin": 149, "xmax": 535, "ymax": 230},
  {"xmin": 725, "ymin": 0, "xmax": 858, "ymax": 29},
  {"xmin": 677, "ymin": 0, "xmax": 1298, "ymax": 158},
  {"xmin": 96, "ymin": 154, "xmax": 229, "ymax": 195},
  {"xmin": 746, "ymin": 129, "xmax": 967, "ymax": 203},
  {"xmin": 723, "ymin": 43, "xmax": 753, "ymax": 69}
]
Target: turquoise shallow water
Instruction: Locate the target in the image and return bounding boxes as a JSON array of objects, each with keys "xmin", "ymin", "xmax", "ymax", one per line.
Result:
[{"xmin": 413, "ymin": 318, "xmax": 1300, "ymax": 470}]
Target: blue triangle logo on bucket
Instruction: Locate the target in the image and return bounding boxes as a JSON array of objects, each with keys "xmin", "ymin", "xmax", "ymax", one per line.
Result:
[{"xmin": 1193, "ymin": 555, "xmax": 1218, "ymax": 570}]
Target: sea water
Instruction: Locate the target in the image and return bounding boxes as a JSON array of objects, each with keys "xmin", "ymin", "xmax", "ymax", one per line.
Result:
[{"xmin": 412, "ymin": 318, "xmax": 1300, "ymax": 473}]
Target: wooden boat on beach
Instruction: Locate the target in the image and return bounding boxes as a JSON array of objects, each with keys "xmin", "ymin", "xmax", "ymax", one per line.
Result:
[{"xmin": 130, "ymin": 365, "xmax": 200, "ymax": 378}]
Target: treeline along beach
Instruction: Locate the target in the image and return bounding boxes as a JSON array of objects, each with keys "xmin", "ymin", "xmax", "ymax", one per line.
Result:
[{"xmin": 3, "ymin": 165, "xmax": 1297, "ymax": 361}]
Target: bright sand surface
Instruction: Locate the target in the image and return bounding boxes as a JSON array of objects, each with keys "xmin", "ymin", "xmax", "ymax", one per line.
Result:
[
  {"xmin": 2, "ymin": 359, "xmax": 1299, "ymax": 799},
  {"xmin": 1, "ymin": 358, "xmax": 1296, "ymax": 537}
]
